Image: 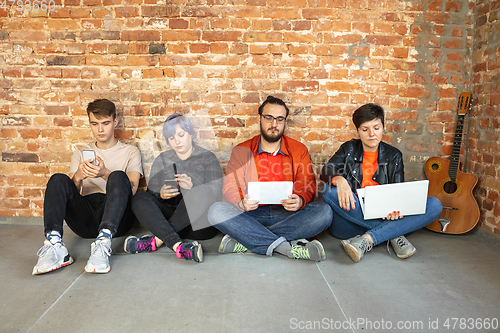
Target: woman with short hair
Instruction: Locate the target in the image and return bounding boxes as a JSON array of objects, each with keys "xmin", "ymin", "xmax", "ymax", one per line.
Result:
[
  {"xmin": 125, "ymin": 114, "xmax": 223, "ymax": 263},
  {"xmin": 321, "ymin": 103, "xmax": 442, "ymax": 263}
]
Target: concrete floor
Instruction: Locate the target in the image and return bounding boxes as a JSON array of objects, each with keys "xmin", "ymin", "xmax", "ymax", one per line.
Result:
[{"xmin": 1, "ymin": 219, "xmax": 499, "ymax": 333}]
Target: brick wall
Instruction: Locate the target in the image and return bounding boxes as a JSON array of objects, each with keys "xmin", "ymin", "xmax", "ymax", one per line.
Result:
[
  {"xmin": 469, "ymin": 0, "xmax": 500, "ymax": 235},
  {"xmin": 0, "ymin": 0, "xmax": 489, "ymax": 231}
]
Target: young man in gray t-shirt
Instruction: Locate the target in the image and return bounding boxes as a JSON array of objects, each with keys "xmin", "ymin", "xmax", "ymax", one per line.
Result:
[{"xmin": 33, "ymin": 99, "xmax": 143, "ymax": 275}]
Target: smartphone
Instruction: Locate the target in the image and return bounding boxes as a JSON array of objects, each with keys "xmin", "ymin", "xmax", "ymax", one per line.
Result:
[
  {"xmin": 82, "ymin": 150, "xmax": 97, "ymax": 165},
  {"xmin": 164, "ymin": 179, "xmax": 179, "ymax": 188}
]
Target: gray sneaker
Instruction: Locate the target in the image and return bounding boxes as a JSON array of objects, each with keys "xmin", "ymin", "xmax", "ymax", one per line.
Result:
[
  {"xmin": 389, "ymin": 236, "xmax": 416, "ymax": 259},
  {"xmin": 219, "ymin": 235, "xmax": 248, "ymax": 254},
  {"xmin": 290, "ymin": 239, "xmax": 326, "ymax": 261},
  {"xmin": 341, "ymin": 236, "xmax": 373, "ymax": 263},
  {"xmin": 85, "ymin": 238, "xmax": 112, "ymax": 273},
  {"xmin": 287, "ymin": 239, "xmax": 325, "ymax": 262},
  {"xmin": 32, "ymin": 240, "xmax": 74, "ymax": 275}
]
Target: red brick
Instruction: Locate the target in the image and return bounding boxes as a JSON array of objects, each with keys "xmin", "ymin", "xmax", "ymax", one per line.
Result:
[
  {"xmin": 365, "ymin": 35, "xmax": 402, "ymax": 46},
  {"xmin": 122, "ymin": 30, "xmax": 160, "ymax": 41},
  {"xmin": 162, "ymin": 30, "xmax": 200, "ymax": 41},
  {"xmin": 45, "ymin": 106, "xmax": 69, "ymax": 115},
  {"xmin": 3, "ymin": 68, "xmax": 22, "ymax": 77},
  {"xmin": 116, "ymin": 7, "xmax": 139, "ymax": 17},
  {"xmin": 142, "ymin": 68, "xmax": 164, "ymax": 78},
  {"xmin": 54, "ymin": 118, "xmax": 73, "ymax": 127},
  {"xmin": 142, "ymin": 6, "xmax": 180, "ymax": 18},
  {"xmin": 50, "ymin": 7, "xmax": 71, "ymax": 18},
  {"xmin": 71, "ymin": 8, "xmax": 91, "ymax": 18},
  {"xmin": 203, "ymin": 31, "xmax": 241, "ymax": 42},
  {"xmin": 302, "ymin": 9, "xmax": 337, "ymax": 19},
  {"xmin": 262, "ymin": 8, "xmax": 300, "ymax": 19},
  {"xmin": 9, "ymin": 31, "xmax": 49, "ymax": 42},
  {"xmin": 244, "ymin": 32, "xmax": 282, "ymax": 42},
  {"xmin": 283, "ymin": 81, "xmax": 319, "ymax": 92},
  {"xmin": 170, "ymin": 19, "xmax": 189, "ymax": 29},
  {"xmin": 127, "ymin": 55, "xmax": 159, "ymax": 66},
  {"xmin": 211, "ymin": 43, "xmax": 229, "ymax": 54}
]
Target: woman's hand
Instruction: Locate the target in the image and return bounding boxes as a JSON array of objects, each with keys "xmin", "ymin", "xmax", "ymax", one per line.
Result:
[
  {"xmin": 160, "ymin": 184, "xmax": 180, "ymax": 200},
  {"xmin": 383, "ymin": 211, "xmax": 404, "ymax": 220},
  {"xmin": 175, "ymin": 173, "xmax": 193, "ymax": 190},
  {"xmin": 333, "ymin": 176, "xmax": 356, "ymax": 211}
]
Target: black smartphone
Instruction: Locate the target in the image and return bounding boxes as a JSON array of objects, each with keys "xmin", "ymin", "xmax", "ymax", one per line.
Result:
[
  {"xmin": 164, "ymin": 179, "xmax": 178, "ymax": 188},
  {"xmin": 82, "ymin": 150, "xmax": 97, "ymax": 165}
]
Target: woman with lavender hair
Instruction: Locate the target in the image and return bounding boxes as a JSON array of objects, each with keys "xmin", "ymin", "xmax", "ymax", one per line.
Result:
[{"xmin": 124, "ymin": 114, "xmax": 223, "ymax": 263}]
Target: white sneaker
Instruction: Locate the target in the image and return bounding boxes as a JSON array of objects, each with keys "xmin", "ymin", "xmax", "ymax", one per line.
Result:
[
  {"xmin": 32, "ymin": 240, "xmax": 74, "ymax": 275},
  {"xmin": 84, "ymin": 238, "xmax": 112, "ymax": 273}
]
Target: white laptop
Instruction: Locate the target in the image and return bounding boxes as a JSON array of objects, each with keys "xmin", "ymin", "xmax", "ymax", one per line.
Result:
[
  {"xmin": 356, "ymin": 180, "xmax": 429, "ymax": 220},
  {"xmin": 247, "ymin": 181, "xmax": 293, "ymax": 204}
]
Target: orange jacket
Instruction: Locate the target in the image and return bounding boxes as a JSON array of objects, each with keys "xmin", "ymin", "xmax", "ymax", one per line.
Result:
[{"xmin": 223, "ymin": 135, "xmax": 317, "ymax": 208}]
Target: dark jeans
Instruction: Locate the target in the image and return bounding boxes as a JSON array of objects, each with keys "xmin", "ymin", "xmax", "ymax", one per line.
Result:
[
  {"xmin": 43, "ymin": 172, "xmax": 135, "ymax": 239},
  {"xmin": 132, "ymin": 184, "xmax": 217, "ymax": 249}
]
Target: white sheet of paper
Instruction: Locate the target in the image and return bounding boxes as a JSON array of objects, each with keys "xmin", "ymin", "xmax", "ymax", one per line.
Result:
[{"xmin": 247, "ymin": 181, "xmax": 293, "ymax": 204}]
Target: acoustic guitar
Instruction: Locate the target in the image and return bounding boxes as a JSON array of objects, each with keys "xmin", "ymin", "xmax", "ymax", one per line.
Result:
[{"xmin": 425, "ymin": 92, "xmax": 480, "ymax": 234}]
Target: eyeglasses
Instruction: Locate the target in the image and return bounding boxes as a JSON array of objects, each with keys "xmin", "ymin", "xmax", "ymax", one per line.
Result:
[{"xmin": 261, "ymin": 114, "xmax": 287, "ymax": 124}]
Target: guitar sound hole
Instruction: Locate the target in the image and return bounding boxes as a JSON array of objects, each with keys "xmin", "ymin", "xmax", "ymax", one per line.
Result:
[
  {"xmin": 431, "ymin": 163, "xmax": 439, "ymax": 170},
  {"xmin": 443, "ymin": 181, "xmax": 458, "ymax": 194}
]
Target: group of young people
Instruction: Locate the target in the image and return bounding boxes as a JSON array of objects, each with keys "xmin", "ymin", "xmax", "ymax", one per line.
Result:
[{"xmin": 32, "ymin": 97, "xmax": 443, "ymax": 275}]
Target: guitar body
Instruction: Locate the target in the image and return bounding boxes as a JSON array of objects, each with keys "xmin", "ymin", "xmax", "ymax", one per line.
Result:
[{"xmin": 425, "ymin": 156, "xmax": 480, "ymax": 234}]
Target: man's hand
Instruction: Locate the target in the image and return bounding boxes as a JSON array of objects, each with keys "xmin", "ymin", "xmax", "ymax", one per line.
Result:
[
  {"xmin": 238, "ymin": 194, "xmax": 259, "ymax": 211},
  {"xmin": 80, "ymin": 156, "xmax": 110, "ymax": 180},
  {"xmin": 160, "ymin": 185, "xmax": 180, "ymax": 200},
  {"xmin": 333, "ymin": 176, "xmax": 356, "ymax": 211},
  {"xmin": 281, "ymin": 194, "xmax": 303, "ymax": 212}
]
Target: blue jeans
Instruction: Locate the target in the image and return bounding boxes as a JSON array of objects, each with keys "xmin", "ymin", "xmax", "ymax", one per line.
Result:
[
  {"xmin": 207, "ymin": 202, "xmax": 333, "ymax": 256},
  {"xmin": 321, "ymin": 184, "xmax": 443, "ymax": 246}
]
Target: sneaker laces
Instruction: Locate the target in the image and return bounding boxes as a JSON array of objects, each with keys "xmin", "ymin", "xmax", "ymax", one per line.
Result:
[
  {"xmin": 387, "ymin": 236, "xmax": 407, "ymax": 255},
  {"xmin": 289, "ymin": 245, "xmax": 310, "ymax": 260},
  {"xmin": 92, "ymin": 240, "xmax": 112, "ymax": 257},
  {"xmin": 137, "ymin": 238, "xmax": 155, "ymax": 252},
  {"xmin": 176, "ymin": 244, "xmax": 192, "ymax": 259},
  {"xmin": 395, "ymin": 236, "xmax": 408, "ymax": 248},
  {"xmin": 359, "ymin": 238, "xmax": 373, "ymax": 253},
  {"xmin": 233, "ymin": 242, "xmax": 247, "ymax": 253},
  {"xmin": 37, "ymin": 243, "xmax": 55, "ymax": 258}
]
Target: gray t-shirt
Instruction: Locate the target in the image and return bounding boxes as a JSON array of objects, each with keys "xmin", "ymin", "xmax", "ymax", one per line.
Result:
[{"xmin": 70, "ymin": 141, "xmax": 143, "ymax": 195}]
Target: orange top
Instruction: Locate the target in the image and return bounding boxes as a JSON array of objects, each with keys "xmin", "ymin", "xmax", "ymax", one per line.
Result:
[{"xmin": 361, "ymin": 150, "xmax": 380, "ymax": 188}]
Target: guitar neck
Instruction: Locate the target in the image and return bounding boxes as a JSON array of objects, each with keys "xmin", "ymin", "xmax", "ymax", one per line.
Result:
[{"xmin": 448, "ymin": 114, "xmax": 465, "ymax": 182}]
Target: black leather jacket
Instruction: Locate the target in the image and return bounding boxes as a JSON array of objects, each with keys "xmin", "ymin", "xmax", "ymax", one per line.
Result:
[{"xmin": 320, "ymin": 139, "xmax": 404, "ymax": 191}]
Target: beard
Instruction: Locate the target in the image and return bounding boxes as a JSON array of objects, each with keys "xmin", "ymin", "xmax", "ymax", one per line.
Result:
[{"xmin": 260, "ymin": 123, "xmax": 284, "ymax": 143}]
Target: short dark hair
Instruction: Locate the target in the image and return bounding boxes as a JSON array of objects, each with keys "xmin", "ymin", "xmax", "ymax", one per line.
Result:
[
  {"xmin": 87, "ymin": 99, "xmax": 116, "ymax": 119},
  {"xmin": 352, "ymin": 103, "xmax": 384, "ymax": 129},
  {"xmin": 258, "ymin": 96, "xmax": 289, "ymax": 118}
]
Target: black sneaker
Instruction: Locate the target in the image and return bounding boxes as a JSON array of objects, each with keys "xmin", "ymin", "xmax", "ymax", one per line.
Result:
[
  {"xmin": 175, "ymin": 241, "xmax": 203, "ymax": 263},
  {"xmin": 124, "ymin": 235, "xmax": 157, "ymax": 254}
]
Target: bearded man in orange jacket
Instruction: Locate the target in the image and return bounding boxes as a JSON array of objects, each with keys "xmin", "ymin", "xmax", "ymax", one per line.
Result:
[{"xmin": 208, "ymin": 96, "xmax": 333, "ymax": 261}]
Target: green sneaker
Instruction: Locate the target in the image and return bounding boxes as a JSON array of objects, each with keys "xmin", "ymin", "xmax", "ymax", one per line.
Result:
[
  {"xmin": 287, "ymin": 239, "xmax": 325, "ymax": 262},
  {"xmin": 389, "ymin": 236, "xmax": 416, "ymax": 259},
  {"xmin": 219, "ymin": 235, "xmax": 248, "ymax": 254},
  {"xmin": 341, "ymin": 236, "xmax": 373, "ymax": 263}
]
